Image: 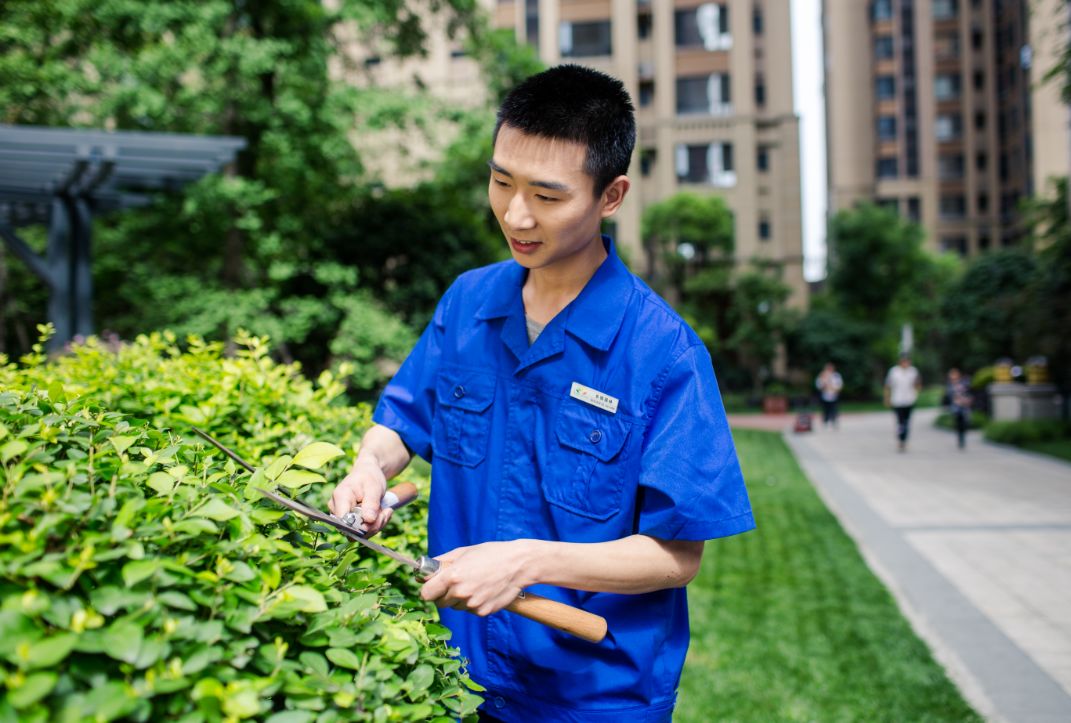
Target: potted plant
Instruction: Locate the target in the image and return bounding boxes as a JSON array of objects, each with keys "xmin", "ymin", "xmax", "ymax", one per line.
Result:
[{"xmin": 763, "ymin": 380, "xmax": 789, "ymax": 414}]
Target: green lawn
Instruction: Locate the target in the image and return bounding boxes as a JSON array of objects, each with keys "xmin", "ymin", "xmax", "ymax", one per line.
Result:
[{"xmin": 676, "ymin": 430, "xmax": 981, "ymax": 722}]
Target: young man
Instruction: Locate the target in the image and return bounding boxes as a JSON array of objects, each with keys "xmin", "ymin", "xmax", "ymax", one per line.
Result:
[
  {"xmin": 329, "ymin": 65, "xmax": 754, "ymax": 722},
  {"xmin": 884, "ymin": 353, "xmax": 922, "ymax": 452}
]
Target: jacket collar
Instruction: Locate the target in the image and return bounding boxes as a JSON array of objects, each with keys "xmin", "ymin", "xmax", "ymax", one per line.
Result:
[{"xmin": 473, "ymin": 236, "xmax": 634, "ymax": 353}]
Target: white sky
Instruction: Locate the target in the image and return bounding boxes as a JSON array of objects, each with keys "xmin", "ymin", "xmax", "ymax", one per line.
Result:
[{"xmin": 790, "ymin": 0, "xmax": 828, "ymax": 281}]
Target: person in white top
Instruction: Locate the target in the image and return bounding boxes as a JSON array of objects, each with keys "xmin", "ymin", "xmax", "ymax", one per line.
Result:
[
  {"xmin": 815, "ymin": 362, "xmax": 844, "ymax": 428},
  {"xmin": 884, "ymin": 353, "xmax": 922, "ymax": 451}
]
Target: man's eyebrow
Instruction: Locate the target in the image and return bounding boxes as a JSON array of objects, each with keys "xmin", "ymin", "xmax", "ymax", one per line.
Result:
[{"xmin": 488, "ymin": 159, "xmax": 572, "ymax": 193}]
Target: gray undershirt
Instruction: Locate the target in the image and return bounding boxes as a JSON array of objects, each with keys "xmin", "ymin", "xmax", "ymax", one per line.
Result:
[{"xmin": 525, "ymin": 316, "xmax": 546, "ymax": 345}]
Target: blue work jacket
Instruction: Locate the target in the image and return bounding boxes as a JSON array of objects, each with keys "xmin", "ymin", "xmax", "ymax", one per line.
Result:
[{"xmin": 373, "ymin": 238, "xmax": 754, "ymax": 722}]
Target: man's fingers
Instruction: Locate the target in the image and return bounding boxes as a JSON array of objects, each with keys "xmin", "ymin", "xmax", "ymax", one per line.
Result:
[{"xmin": 329, "ymin": 485, "xmax": 358, "ymax": 516}]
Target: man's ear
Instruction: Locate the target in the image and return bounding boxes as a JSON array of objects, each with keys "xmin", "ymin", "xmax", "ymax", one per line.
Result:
[{"xmin": 600, "ymin": 175, "xmax": 631, "ymax": 218}]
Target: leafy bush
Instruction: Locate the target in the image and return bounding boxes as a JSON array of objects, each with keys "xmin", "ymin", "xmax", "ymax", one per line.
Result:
[
  {"xmin": 984, "ymin": 419, "xmax": 1071, "ymax": 445},
  {"xmin": 0, "ymin": 329, "xmax": 481, "ymax": 722},
  {"xmin": 970, "ymin": 367, "xmax": 995, "ymax": 391}
]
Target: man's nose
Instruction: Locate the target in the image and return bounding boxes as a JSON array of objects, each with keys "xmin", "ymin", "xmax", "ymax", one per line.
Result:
[{"xmin": 504, "ymin": 192, "xmax": 536, "ymax": 230}]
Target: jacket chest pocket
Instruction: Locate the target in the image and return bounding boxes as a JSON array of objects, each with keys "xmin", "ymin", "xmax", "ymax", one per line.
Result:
[
  {"xmin": 544, "ymin": 403, "xmax": 632, "ymax": 520},
  {"xmin": 433, "ymin": 370, "xmax": 496, "ymax": 467}
]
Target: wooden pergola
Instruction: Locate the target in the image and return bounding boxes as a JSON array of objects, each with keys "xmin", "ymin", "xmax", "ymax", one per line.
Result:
[{"xmin": 0, "ymin": 125, "xmax": 245, "ymax": 350}]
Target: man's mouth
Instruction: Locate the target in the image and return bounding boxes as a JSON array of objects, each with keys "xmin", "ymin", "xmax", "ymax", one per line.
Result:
[{"xmin": 510, "ymin": 237, "xmax": 541, "ymax": 254}]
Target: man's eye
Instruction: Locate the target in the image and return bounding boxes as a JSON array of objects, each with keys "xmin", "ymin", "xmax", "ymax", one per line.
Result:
[
  {"xmin": 493, "ymin": 178, "xmax": 510, "ymax": 188},
  {"xmin": 536, "ymin": 195, "xmax": 559, "ymax": 202}
]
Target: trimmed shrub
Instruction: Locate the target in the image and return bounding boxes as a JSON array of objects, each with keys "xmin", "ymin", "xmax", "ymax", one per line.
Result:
[
  {"xmin": 984, "ymin": 419, "xmax": 1071, "ymax": 445},
  {"xmin": 0, "ymin": 329, "xmax": 481, "ymax": 722}
]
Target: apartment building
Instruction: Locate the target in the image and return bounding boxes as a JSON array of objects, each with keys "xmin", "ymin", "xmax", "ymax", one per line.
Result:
[
  {"xmin": 825, "ymin": 0, "xmax": 1070, "ymax": 256},
  {"xmin": 493, "ymin": 0, "xmax": 806, "ymax": 303}
]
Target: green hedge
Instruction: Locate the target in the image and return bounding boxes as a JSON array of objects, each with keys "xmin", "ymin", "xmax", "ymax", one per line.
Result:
[
  {"xmin": 984, "ymin": 419, "xmax": 1071, "ymax": 445},
  {"xmin": 0, "ymin": 328, "xmax": 481, "ymax": 722}
]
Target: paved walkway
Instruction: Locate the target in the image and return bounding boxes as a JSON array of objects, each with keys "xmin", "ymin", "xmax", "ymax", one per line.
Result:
[{"xmin": 772, "ymin": 409, "xmax": 1071, "ymax": 723}]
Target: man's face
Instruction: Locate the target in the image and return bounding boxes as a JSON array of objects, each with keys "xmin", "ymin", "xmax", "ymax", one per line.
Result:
[{"xmin": 488, "ymin": 125, "xmax": 623, "ymax": 274}]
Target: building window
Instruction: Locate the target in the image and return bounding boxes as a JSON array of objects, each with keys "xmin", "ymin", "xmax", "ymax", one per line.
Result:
[
  {"xmin": 973, "ymin": 70, "xmax": 985, "ymax": 89},
  {"xmin": 974, "ymin": 111, "xmax": 986, "ymax": 129},
  {"xmin": 933, "ymin": 0, "xmax": 958, "ymax": 20},
  {"xmin": 757, "ymin": 146, "xmax": 769, "ymax": 172},
  {"xmin": 939, "ymin": 154, "xmax": 965, "ymax": 180},
  {"xmin": 525, "ymin": 0, "xmax": 539, "ymax": 48},
  {"xmin": 935, "ymin": 33, "xmax": 960, "ymax": 59},
  {"xmin": 639, "ymin": 81, "xmax": 654, "ymax": 107},
  {"xmin": 977, "ymin": 192, "xmax": 989, "ymax": 212},
  {"xmin": 755, "ymin": 77, "xmax": 766, "ymax": 106},
  {"xmin": 560, "ymin": 20, "xmax": 612, "ymax": 57},
  {"xmin": 979, "ymin": 234, "xmax": 990, "ymax": 250},
  {"xmin": 875, "ymin": 35, "xmax": 895, "ymax": 60},
  {"xmin": 941, "ymin": 236, "xmax": 968, "ymax": 255},
  {"xmin": 876, "ymin": 75, "xmax": 896, "ymax": 99},
  {"xmin": 753, "ymin": 5, "xmax": 764, "ymax": 35},
  {"xmin": 676, "ymin": 142, "xmax": 736, "ymax": 186},
  {"xmin": 971, "ymin": 26, "xmax": 984, "ymax": 49},
  {"xmin": 676, "ymin": 74, "xmax": 731, "ymax": 115},
  {"xmin": 638, "ymin": 12, "xmax": 652, "ymax": 39},
  {"xmin": 935, "ymin": 73, "xmax": 961, "ymax": 100},
  {"xmin": 935, "ymin": 113, "xmax": 962, "ymax": 140},
  {"xmin": 877, "ymin": 157, "xmax": 899, "ymax": 178},
  {"xmin": 877, "ymin": 115, "xmax": 898, "ymax": 140},
  {"xmin": 873, "ymin": 0, "xmax": 893, "ymax": 21},
  {"xmin": 758, "ymin": 218, "xmax": 771, "ymax": 239},
  {"xmin": 675, "ymin": 4, "xmax": 731, "ymax": 51},
  {"xmin": 976, "ymin": 152, "xmax": 987, "ymax": 170},
  {"xmin": 940, "ymin": 195, "xmax": 966, "ymax": 219},
  {"xmin": 640, "ymin": 149, "xmax": 656, "ymax": 177},
  {"xmin": 877, "ymin": 197, "xmax": 899, "ymax": 213},
  {"xmin": 907, "ymin": 197, "xmax": 921, "ymax": 222}
]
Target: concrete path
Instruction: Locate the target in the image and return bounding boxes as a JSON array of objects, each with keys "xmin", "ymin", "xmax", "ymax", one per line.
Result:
[{"xmin": 774, "ymin": 409, "xmax": 1071, "ymax": 723}]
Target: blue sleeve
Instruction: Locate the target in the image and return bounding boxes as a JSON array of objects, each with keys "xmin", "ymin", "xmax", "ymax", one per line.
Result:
[
  {"xmin": 636, "ymin": 344, "xmax": 755, "ymax": 541},
  {"xmin": 371, "ymin": 286, "xmax": 451, "ymax": 461}
]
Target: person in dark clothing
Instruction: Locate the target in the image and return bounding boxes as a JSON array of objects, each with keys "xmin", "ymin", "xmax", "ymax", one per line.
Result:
[{"xmin": 946, "ymin": 367, "xmax": 973, "ymax": 449}]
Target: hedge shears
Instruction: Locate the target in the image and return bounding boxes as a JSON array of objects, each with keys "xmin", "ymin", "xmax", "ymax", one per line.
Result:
[{"xmin": 191, "ymin": 428, "xmax": 608, "ymax": 643}]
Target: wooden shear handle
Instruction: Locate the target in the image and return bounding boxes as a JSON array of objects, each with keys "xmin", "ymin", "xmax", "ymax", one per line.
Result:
[
  {"xmin": 505, "ymin": 591, "xmax": 608, "ymax": 644},
  {"xmin": 433, "ymin": 560, "xmax": 607, "ymax": 643}
]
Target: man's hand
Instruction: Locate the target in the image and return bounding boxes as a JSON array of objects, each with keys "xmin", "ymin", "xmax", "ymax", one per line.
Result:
[
  {"xmin": 327, "ymin": 425, "xmax": 412, "ymax": 538},
  {"xmin": 329, "ymin": 458, "xmax": 392, "ymax": 536},
  {"xmin": 420, "ymin": 541, "xmax": 534, "ymax": 617}
]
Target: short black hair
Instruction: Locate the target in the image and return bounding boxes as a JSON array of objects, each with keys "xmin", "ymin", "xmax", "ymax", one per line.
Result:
[{"xmin": 494, "ymin": 64, "xmax": 636, "ymax": 196}]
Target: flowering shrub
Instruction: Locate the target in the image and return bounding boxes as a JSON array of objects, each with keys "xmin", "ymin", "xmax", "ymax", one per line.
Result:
[{"xmin": 0, "ymin": 329, "xmax": 480, "ymax": 721}]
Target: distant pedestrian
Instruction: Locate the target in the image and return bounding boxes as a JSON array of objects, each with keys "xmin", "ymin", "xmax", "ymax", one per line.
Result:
[
  {"xmin": 945, "ymin": 368, "xmax": 973, "ymax": 450},
  {"xmin": 815, "ymin": 362, "xmax": 844, "ymax": 428},
  {"xmin": 884, "ymin": 353, "xmax": 922, "ymax": 452}
]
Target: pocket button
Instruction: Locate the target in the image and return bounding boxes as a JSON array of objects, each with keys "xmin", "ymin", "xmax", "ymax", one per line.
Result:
[
  {"xmin": 453, "ymin": 385, "xmax": 466, "ymax": 399},
  {"xmin": 588, "ymin": 429, "xmax": 603, "ymax": 444}
]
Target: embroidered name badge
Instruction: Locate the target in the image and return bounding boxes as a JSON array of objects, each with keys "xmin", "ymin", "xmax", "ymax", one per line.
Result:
[{"xmin": 570, "ymin": 382, "xmax": 619, "ymax": 414}]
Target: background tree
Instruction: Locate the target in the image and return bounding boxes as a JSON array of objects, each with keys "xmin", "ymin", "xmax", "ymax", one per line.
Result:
[
  {"xmin": 1018, "ymin": 177, "xmax": 1070, "ymax": 389},
  {"xmin": 936, "ymin": 250, "xmax": 1037, "ymax": 373},
  {"xmin": 641, "ymin": 192, "xmax": 794, "ymax": 392},
  {"xmin": 795, "ymin": 204, "xmax": 949, "ymax": 396},
  {"xmin": 642, "ymin": 191, "xmax": 734, "ymax": 347},
  {"xmin": 0, "ymin": 0, "xmax": 532, "ymax": 396},
  {"xmin": 723, "ymin": 263, "xmax": 796, "ymax": 395}
]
